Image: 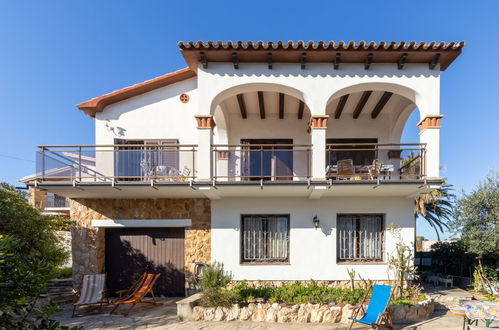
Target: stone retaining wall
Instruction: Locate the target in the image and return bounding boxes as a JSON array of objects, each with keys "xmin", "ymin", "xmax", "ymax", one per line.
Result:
[
  {"xmin": 70, "ymin": 198, "xmax": 211, "ymax": 290},
  {"xmin": 190, "ymin": 299, "xmax": 434, "ymax": 324}
]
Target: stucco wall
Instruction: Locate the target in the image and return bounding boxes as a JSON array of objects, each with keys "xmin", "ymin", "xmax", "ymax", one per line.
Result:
[
  {"xmin": 70, "ymin": 198, "xmax": 211, "ymax": 289},
  {"xmin": 211, "ymin": 197, "xmax": 414, "ymax": 281}
]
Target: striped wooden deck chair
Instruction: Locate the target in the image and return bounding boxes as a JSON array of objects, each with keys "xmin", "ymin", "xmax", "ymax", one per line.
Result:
[
  {"xmin": 72, "ymin": 274, "xmax": 107, "ymax": 317},
  {"xmin": 115, "ymin": 272, "xmax": 147, "ymax": 298},
  {"xmin": 110, "ymin": 273, "xmax": 160, "ymax": 316}
]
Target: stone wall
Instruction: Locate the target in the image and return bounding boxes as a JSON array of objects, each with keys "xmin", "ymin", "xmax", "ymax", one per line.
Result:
[
  {"xmin": 28, "ymin": 186, "xmax": 47, "ymax": 209},
  {"xmin": 70, "ymin": 198, "xmax": 211, "ymax": 290},
  {"xmin": 190, "ymin": 299, "xmax": 435, "ymax": 324}
]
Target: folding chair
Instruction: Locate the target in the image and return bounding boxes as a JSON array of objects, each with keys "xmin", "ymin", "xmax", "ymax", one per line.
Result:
[
  {"xmin": 110, "ymin": 273, "xmax": 161, "ymax": 316},
  {"xmin": 72, "ymin": 274, "xmax": 107, "ymax": 317},
  {"xmin": 349, "ymin": 284, "xmax": 394, "ymax": 329}
]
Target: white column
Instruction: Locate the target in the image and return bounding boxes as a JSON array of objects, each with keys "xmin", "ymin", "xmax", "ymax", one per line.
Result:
[
  {"xmin": 195, "ymin": 115, "xmax": 214, "ymax": 180},
  {"xmin": 417, "ymin": 115, "xmax": 443, "ymax": 179},
  {"xmin": 310, "ymin": 115, "xmax": 329, "ymax": 180}
]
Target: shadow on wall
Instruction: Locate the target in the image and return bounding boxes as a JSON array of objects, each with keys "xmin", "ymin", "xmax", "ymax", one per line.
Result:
[{"xmin": 106, "ymin": 237, "xmax": 185, "ymax": 297}]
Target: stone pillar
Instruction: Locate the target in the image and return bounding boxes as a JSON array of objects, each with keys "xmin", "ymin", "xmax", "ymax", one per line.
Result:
[
  {"xmin": 28, "ymin": 186, "xmax": 47, "ymax": 210},
  {"xmin": 70, "ymin": 199, "xmax": 106, "ymax": 288},
  {"xmin": 309, "ymin": 115, "xmax": 329, "ymax": 180},
  {"xmin": 417, "ymin": 115, "xmax": 443, "ymax": 179},
  {"xmin": 195, "ymin": 115, "xmax": 215, "ymax": 181}
]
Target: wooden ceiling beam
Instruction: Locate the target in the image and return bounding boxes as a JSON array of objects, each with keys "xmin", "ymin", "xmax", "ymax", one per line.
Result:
[
  {"xmin": 300, "ymin": 53, "xmax": 306, "ymax": 69},
  {"xmin": 232, "ymin": 52, "xmax": 239, "ymax": 69},
  {"xmin": 398, "ymin": 53, "xmax": 408, "ymax": 69},
  {"xmin": 371, "ymin": 92, "xmax": 393, "ymax": 118},
  {"xmin": 364, "ymin": 53, "xmax": 374, "ymax": 70},
  {"xmin": 199, "ymin": 52, "xmax": 208, "ymax": 69},
  {"xmin": 258, "ymin": 91, "xmax": 265, "ymax": 119},
  {"xmin": 298, "ymin": 101, "xmax": 305, "ymax": 119},
  {"xmin": 334, "ymin": 94, "xmax": 349, "ymax": 119},
  {"xmin": 279, "ymin": 93, "xmax": 285, "ymax": 119},
  {"xmin": 429, "ymin": 53, "xmax": 441, "ymax": 70},
  {"xmin": 267, "ymin": 52, "xmax": 273, "ymax": 69},
  {"xmin": 236, "ymin": 94, "xmax": 247, "ymax": 119},
  {"xmin": 333, "ymin": 52, "xmax": 341, "ymax": 70},
  {"xmin": 353, "ymin": 91, "xmax": 373, "ymax": 119}
]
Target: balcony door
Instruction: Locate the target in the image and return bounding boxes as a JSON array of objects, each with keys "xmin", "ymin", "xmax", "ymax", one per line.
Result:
[
  {"xmin": 327, "ymin": 138, "xmax": 378, "ymax": 167},
  {"xmin": 114, "ymin": 139, "xmax": 179, "ymax": 180},
  {"xmin": 241, "ymin": 139, "xmax": 293, "ymax": 180}
]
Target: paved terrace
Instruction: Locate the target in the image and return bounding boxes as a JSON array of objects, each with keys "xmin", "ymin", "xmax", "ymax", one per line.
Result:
[{"xmin": 53, "ymin": 298, "xmax": 487, "ymax": 330}]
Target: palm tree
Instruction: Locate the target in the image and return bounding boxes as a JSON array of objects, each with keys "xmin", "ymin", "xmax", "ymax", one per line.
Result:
[{"xmin": 414, "ymin": 185, "xmax": 454, "ymax": 240}]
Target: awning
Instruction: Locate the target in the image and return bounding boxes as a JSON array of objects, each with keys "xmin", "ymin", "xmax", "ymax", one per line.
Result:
[{"xmin": 91, "ymin": 219, "xmax": 192, "ymax": 228}]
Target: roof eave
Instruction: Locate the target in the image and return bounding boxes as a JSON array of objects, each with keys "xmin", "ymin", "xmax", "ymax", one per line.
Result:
[{"xmin": 77, "ymin": 67, "xmax": 196, "ymax": 116}]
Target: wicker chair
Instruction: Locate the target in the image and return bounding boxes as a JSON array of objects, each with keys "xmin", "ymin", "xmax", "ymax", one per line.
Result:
[{"xmin": 337, "ymin": 159, "xmax": 354, "ymax": 180}]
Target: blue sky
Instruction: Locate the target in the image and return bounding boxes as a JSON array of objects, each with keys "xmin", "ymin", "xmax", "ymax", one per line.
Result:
[{"xmin": 0, "ymin": 1, "xmax": 497, "ymax": 240}]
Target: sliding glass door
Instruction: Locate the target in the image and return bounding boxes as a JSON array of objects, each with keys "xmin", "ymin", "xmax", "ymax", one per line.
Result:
[{"xmin": 241, "ymin": 139, "xmax": 293, "ymax": 180}]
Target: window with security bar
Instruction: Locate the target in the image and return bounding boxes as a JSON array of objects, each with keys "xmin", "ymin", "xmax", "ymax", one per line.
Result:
[
  {"xmin": 337, "ymin": 214, "xmax": 384, "ymax": 262},
  {"xmin": 241, "ymin": 215, "xmax": 289, "ymax": 263}
]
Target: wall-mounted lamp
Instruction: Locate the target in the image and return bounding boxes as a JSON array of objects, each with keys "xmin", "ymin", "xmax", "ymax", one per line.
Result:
[{"xmin": 313, "ymin": 215, "xmax": 320, "ymax": 229}]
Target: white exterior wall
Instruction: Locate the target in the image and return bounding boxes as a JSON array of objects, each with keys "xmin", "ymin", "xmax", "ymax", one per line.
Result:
[
  {"xmin": 198, "ymin": 63, "xmax": 441, "ymax": 179},
  {"xmin": 92, "ymin": 63, "xmax": 442, "ymax": 179},
  {"xmin": 212, "ymin": 197, "xmax": 414, "ymax": 281},
  {"xmin": 94, "ymin": 78, "xmax": 198, "ymax": 177}
]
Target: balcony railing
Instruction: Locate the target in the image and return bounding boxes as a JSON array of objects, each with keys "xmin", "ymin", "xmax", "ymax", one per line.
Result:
[
  {"xmin": 43, "ymin": 193, "xmax": 70, "ymax": 208},
  {"xmin": 325, "ymin": 143, "xmax": 426, "ymax": 180},
  {"xmin": 212, "ymin": 144, "xmax": 312, "ymax": 181},
  {"xmin": 33, "ymin": 143, "xmax": 426, "ymax": 185},
  {"xmin": 35, "ymin": 144, "xmax": 197, "ymax": 182}
]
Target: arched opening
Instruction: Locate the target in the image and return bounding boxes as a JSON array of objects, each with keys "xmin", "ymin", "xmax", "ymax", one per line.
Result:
[
  {"xmin": 210, "ymin": 83, "xmax": 312, "ymax": 181},
  {"xmin": 325, "ymin": 83, "xmax": 424, "ymax": 180}
]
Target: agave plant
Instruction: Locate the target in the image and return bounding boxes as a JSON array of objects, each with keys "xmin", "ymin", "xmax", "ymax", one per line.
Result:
[{"xmin": 414, "ymin": 185, "xmax": 454, "ymax": 240}]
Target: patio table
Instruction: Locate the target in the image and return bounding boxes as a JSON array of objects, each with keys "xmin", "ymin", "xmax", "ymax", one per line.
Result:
[{"xmin": 458, "ymin": 300, "xmax": 499, "ymax": 328}]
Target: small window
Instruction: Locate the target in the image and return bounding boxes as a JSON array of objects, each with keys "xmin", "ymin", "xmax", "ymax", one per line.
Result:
[
  {"xmin": 241, "ymin": 215, "xmax": 290, "ymax": 263},
  {"xmin": 337, "ymin": 214, "xmax": 384, "ymax": 262}
]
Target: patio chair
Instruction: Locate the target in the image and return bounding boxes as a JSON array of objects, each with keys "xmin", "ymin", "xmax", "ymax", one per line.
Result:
[
  {"xmin": 110, "ymin": 273, "xmax": 161, "ymax": 316},
  {"xmin": 172, "ymin": 166, "xmax": 191, "ymax": 182},
  {"xmin": 72, "ymin": 273, "xmax": 107, "ymax": 317},
  {"xmin": 348, "ymin": 284, "xmax": 394, "ymax": 330},
  {"xmin": 368, "ymin": 159, "xmax": 383, "ymax": 180},
  {"xmin": 337, "ymin": 159, "xmax": 355, "ymax": 180},
  {"xmin": 115, "ymin": 272, "xmax": 147, "ymax": 298}
]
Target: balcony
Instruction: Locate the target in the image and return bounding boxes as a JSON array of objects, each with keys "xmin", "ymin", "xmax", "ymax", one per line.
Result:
[
  {"xmin": 325, "ymin": 143, "xmax": 426, "ymax": 181},
  {"xmin": 35, "ymin": 144, "xmax": 197, "ymax": 183},
  {"xmin": 212, "ymin": 144, "xmax": 312, "ymax": 182},
  {"xmin": 30, "ymin": 143, "xmax": 436, "ymax": 199}
]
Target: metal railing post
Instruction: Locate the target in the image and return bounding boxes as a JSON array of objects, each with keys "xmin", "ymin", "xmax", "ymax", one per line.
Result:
[
  {"xmin": 260, "ymin": 147, "xmax": 263, "ymax": 181},
  {"xmin": 78, "ymin": 146, "xmax": 82, "ymax": 182},
  {"xmin": 193, "ymin": 146, "xmax": 196, "ymax": 180},
  {"xmin": 41, "ymin": 147, "xmax": 46, "ymax": 180}
]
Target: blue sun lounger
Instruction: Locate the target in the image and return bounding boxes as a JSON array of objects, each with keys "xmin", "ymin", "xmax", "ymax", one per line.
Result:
[{"xmin": 348, "ymin": 284, "xmax": 394, "ymax": 329}]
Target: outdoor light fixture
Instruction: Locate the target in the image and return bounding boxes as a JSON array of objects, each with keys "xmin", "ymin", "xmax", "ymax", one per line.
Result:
[{"xmin": 313, "ymin": 215, "xmax": 320, "ymax": 229}]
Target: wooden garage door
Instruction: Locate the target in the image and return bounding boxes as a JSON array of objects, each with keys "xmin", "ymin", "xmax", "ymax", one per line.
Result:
[{"xmin": 105, "ymin": 228, "xmax": 185, "ymax": 297}]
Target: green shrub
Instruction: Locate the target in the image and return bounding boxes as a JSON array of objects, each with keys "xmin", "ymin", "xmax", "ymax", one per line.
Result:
[
  {"xmin": 199, "ymin": 288, "xmax": 241, "ymax": 308},
  {"xmin": 391, "ymin": 298, "xmax": 414, "ymax": 306},
  {"xmin": 231, "ymin": 281, "xmax": 366, "ymax": 305},
  {"xmin": 49, "ymin": 267, "xmax": 72, "ymax": 279},
  {"xmin": 200, "ymin": 261, "xmax": 233, "ymax": 290}
]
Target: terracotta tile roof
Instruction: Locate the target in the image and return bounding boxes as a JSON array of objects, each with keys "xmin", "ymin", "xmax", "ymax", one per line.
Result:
[
  {"xmin": 77, "ymin": 67, "xmax": 196, "ymax": 116},
  {"xmin": 179, "ymin": 40, "xmax": 464, "ymax": 71},
  {"xmin": 178, "ymin": 40, "xmax": 465, "ymax": 50}
]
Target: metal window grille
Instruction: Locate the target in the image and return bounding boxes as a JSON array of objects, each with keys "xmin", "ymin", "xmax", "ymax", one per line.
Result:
[
  {"xmin": 241, "ymin": 215, "xmax": 289, "ymax": 263},
  {"xmin": 337, "ymin": 214, "xmax": 384, "ymax": 262}
]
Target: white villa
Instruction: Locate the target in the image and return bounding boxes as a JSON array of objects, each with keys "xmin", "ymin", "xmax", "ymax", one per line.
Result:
[{"xmin": 23, "ymin": 40, "xmax": 464, "ymax": 297}]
